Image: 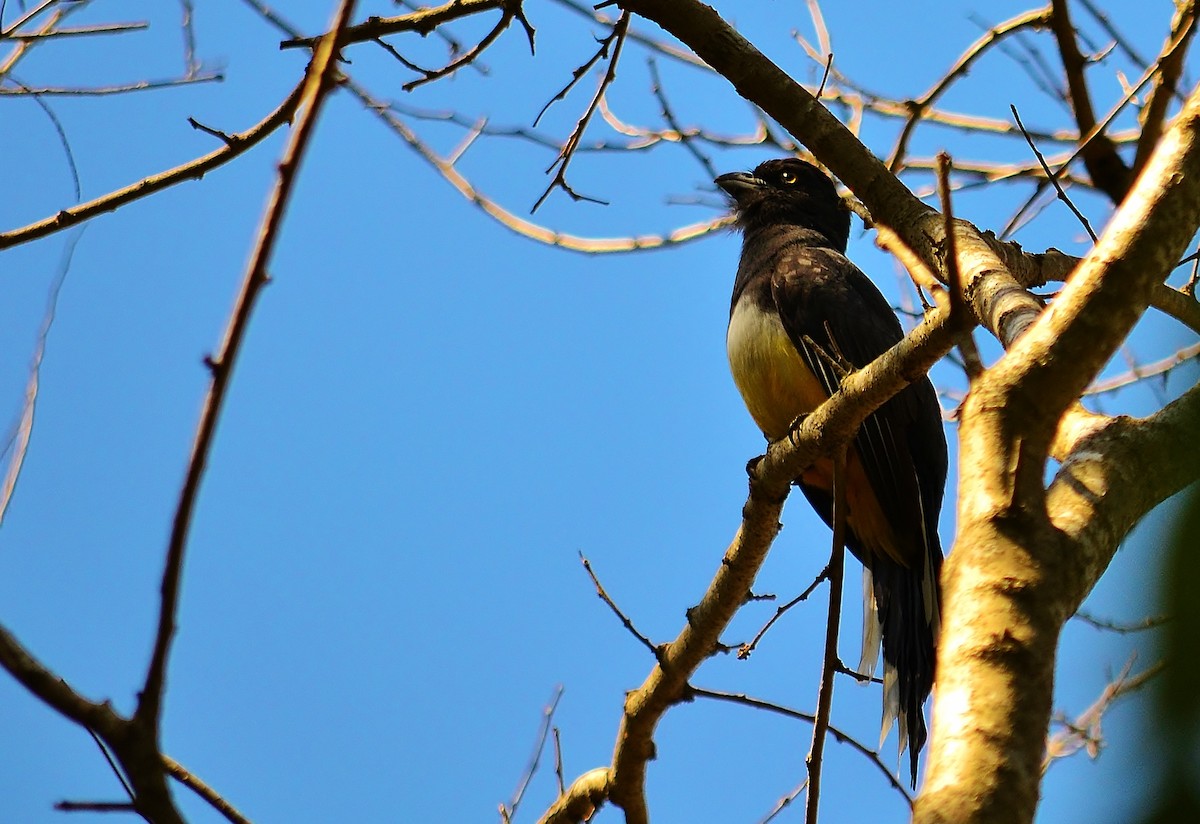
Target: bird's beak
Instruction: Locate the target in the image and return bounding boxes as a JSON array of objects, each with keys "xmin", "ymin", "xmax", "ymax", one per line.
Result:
[{"xmin": 715, "ymin": 171, "xmax": 765, "ymax": 202}]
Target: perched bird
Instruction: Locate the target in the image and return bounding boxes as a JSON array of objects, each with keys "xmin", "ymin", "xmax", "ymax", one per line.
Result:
[{"xmin": 716, "ymin": 157, "xmax": 948, "ymax": 785}]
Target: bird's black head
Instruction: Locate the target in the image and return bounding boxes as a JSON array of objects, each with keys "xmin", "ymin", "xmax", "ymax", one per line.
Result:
[{"xmin": 715, "ymin": 158, "xmax": 850, "ymax": 252}]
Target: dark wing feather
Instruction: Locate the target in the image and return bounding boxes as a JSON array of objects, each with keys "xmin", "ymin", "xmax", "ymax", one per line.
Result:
[{"xmin": 767, "ymin": 244, "xmax": 944, "ymax": 566}]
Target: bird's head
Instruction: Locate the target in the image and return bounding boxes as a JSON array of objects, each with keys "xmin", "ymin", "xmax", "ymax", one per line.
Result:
[{"xmin": 715, "ymin": 158, "xmax": 850, "ymax": 252}]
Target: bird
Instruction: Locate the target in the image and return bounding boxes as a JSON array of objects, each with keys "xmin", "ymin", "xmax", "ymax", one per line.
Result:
[{"xmin": 716, "ymin": 157, "xmax": 948, "ymax": 786}]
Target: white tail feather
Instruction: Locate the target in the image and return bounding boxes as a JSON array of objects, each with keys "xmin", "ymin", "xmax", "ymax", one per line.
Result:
[
  {"xmin": 858, "ymin": 566, "xmax": 882, "ymax": 678},
  {"xmin": 880, "ymin": 659, "xmax": 899, "ymax": 748}
]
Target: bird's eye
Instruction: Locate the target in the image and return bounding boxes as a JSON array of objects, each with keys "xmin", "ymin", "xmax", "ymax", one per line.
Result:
[{"xmin": 779, "ymin": 170, "xmax": 797, "ymax": 184}]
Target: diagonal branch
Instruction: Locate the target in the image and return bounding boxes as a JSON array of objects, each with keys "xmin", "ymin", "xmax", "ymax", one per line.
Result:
[
  {"xmin": 543, "ymin": 298, "xmax": 960, "ymax": 823},
  {"xmin": 280, "ymin": 0, "xmax": 504, "ymax": 49},
  {"xmin": 0, "ymin": 80, "xmax": 307, "ymax": 250},
  {"xmin": 920, "ymin": 81, "xmax": 1200, "ymax": 824},
  {"xmin": 136, "ymin": 0, "xmax": 358, "ymax": 743},
  {"xmin": 1134, "ymin": 0, "xmax": 1198, "ymax": 175},
  {"xmin": 1049, "ymin": 0, "xmax": 1131, "ymax": 199},
  {"xmin": 888, "ymin": 6, "xmax": 1052, "ymax": 171},
  {"xmin": 803, "ymin": 450, "xmax": 847, "ymax": 823}
]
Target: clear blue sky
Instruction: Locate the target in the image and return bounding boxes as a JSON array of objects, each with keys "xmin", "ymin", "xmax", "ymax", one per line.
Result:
[{"xmin": 1, "ymin": 1, "xmax": 1194, "ymax": 822}]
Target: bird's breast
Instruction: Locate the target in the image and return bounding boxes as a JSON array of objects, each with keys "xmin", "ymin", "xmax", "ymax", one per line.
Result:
[{"xmin": 727, "ymin": 297, "xmax": 827, "ymax": 441}]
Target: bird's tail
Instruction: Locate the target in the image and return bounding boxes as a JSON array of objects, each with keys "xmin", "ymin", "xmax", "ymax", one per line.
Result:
[{"xmin": 862, "ymin": 546, "xmax": 942, "ymax": 788}]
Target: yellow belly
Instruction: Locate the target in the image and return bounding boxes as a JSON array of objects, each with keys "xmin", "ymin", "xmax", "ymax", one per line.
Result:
[
  {"xmin": 727, "ymin": 298, "xmax": 906, "ymax": 566},
  {"xmin": 727, "ymin": 299, "xmax": 826, "ymax": 440}
]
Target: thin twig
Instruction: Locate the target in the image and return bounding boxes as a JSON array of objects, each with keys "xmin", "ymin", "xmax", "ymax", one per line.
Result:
[
  {"xmin": 1043, "ymin": 658, "xmax": 1165, "ymax": 772},
  {"xmin": 4, "ymin": 21, "xmax": 148, "ymax": 39},
  {"xmin": 647, "ymin": 57, "xmax": 715, "ymax": 179},
  {"xmin": 579, "ymin": 553, "xmax": 658, "ymax": 657},
  {"xmin": 502, "ymin": 686, "xmax": 565, "ymax": 822},
  {"xmin": 936, "ymin": 152, "xmax": 984, "ymax": 378},
  {"xmin": 403, "ymin": 0, "xmax": 534, "ymax": 92},
  {"xmin": 179, "ymin": 0, "xmax": 201, "ymax": 78},
  {"xmin": 54, "ymin": 801, "xmax": 137, "ymax": 813},
  {"xmin": 0, "ymin": 73, "xmax": 223, "ymax": 95},
  {"xmin": 0, "ymin": 228, "xmax": 82, "ymax": 527},
  {"xmin": 532, "ymin": 11, "xmax": 630, "ymax": 212},
  {"xmin": 760, "ymin": 778, "xmax": 807, "ymax": 824},
  {"xmin": 279, "ymin": 0, "xmax": 510, "ymax": 49},
  {"xmin": 1073, "ymin": 610, "xmax": 1171, "ymax": 633},
  {"xmin": 329, "ymin": 37, "xmax": 733, "ymax": 251},
  {"xmin": 0, "ymin": 0, "xmax": 58, "ymax": 36},
  {"xmin": 804, "ymin": 448, "xmax": 848, "ymax": 824},
  {"xmin": 553, "ymin": 727, "xmax": 566, "ymax": 795},
  {"xmin": 690, "ymin": 687, "xmax": 913, "ymax": 806},
  {"xmin": 163, "ymin": 754, "xmax": 252, "ymax": 824},
  {"xmin": 1077, "ymin": 0, "xmax": 1150, "ymax": 68},
  {"xmin": 1084, "ymin": 342, "xmax": 1200, "ymax": 396},
  {"xmin": 888, "ymin": 7, "xmax": 1052, "ymax": 171},
  {"xmin": 737, "ymin": 566, "xmax": 829, "ymax": 659},
  {"xmin": 1012, "ymin": 104, "xmax": 1098, "ymax": 242},
  {"xmin": 86, "ymin": 729, "xmax": 134, "ymax": 802}
]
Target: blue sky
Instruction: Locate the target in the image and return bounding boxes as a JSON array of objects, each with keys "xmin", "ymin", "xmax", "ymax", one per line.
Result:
[{"xmin": 0, "ymin": 1, "xmax": 1195, "ymax": 822}]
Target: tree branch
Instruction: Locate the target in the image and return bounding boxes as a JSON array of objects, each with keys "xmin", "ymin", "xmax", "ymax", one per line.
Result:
[
  {"xmin": 1049, "ymin": 0, "xmax": 1131, "ymax": 199},
  {"xmin": 918, "ymin": 81, "xmax": 1200, "ymax": 824},
  {"xmin": 543, "ymin": 299, "xmax": 960, "ymax": 823},
  {"xmin": 0, "ymin": 80, "xmax": 307, "ymax": 250}
]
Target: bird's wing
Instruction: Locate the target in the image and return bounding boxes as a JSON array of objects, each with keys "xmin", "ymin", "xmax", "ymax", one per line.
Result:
[{"xmin": 768, "ymin": 244, "xmax": 939, "ymax": 569}]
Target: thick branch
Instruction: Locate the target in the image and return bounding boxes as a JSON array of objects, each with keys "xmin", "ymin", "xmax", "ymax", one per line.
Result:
[
  {"xmin": 918, "ymin": 80, "xmax": 1200, "ymax": 824},
  {"xmin": 992, "ymin": 83, "xmax": 1200, "ymax": 446},
  {"xmin": 1048, "ymin": 385, "xmax": 1200, "ymax": 611},
  {"xmin": 616, "ymin": 0, "xmax": 1047, "ymax": 351}
]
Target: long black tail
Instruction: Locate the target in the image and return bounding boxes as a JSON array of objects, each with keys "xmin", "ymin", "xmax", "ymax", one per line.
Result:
[{"xmin": 870, "ymin": 546, "xmax": 942, "ymax": 788}]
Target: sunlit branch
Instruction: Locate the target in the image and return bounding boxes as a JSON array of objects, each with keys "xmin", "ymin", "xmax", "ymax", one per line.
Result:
[{"xmin": 888, "ymin": 7, "xmax": 1052, "ymax": 171}]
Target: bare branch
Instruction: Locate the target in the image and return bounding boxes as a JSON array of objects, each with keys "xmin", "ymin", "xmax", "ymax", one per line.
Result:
[
  {"xmin": 1084, "ymin": 341, "xmax": 1200, "ymax": 396},
  {"xmin": 1049, "ymin": 0, "xmax": 1131, "ymax": 199},
  {"xmin": 1134, "ymin": 1, "xmax": 1198, "ymax": 175},
  {"xmin": 402, "ymin": 0, "xmax": 534, "ymax": 92},
  {"xmin": 280, "ymin": 0, "xmax": 506, "ymax": 49},
  {"xmin": 1073, "ymin": 610, "xmax": 1170, "ymax": 634},
  {"xmin": 648, "ymin": 58, "xmax": 716, "ymax": 179},
  {"xmin": 0, "ymin": 229, "xmax": 81, "ymax": 526},
  {"xmin": 163, "ymin": 755, "xmax": 252, "ymax": 824},
  {"xmin": 136, "ymin": 0, "xmax": 358, "ymax": 740},
  {"xmin": 0, "ymin": 80, "xmax": 306, "ymax": 250},
  {"xmin": 502, "ymin": 687, "xmax": 565, "ymax": 823},
  {"xmin": 4, "ymin": 21, "xmax": 148, "ymax": 39},
  {"xmin": 690, "ymin": 686, "xmax": 914, "ymax": 806},
  {"xmin": 1043, "ymin": 658, "xmax": 1164, "ymax": 772},
  {"xmin": 580, "ymin": 553, "xmax": 659, "ymax": 658},
  {"xmin": 533, "ymin": 11, "xmax": 631, "ymax": 212},
  {"xmin": 1011, "ymin": 104, "xmax": 1098, "ymax": 242},
  {"xmin": 737, "ymin": 566, "xmax": 828, "ymax": 659},
  {"xmin": 0, "ymin": 73, "xmax": 223, "ymax": 95},
  {"xmin": 804, "ymin": 450, "xmax": 847, "ymax": 823},
  {"xmin": 888, "ymin": 7, "xmax": 1052, "ymax": 171}
]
